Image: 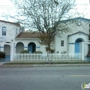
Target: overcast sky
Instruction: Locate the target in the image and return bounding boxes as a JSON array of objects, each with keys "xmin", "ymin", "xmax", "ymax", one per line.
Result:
[{"xmin": 0, "ymin": 0, "xmax": 90, "ymax": 21}]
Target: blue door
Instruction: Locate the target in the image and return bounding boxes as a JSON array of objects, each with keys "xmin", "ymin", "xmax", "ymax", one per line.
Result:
[
  {"xmin": 75, "ymin": 43, "xmax": 80, "ymax": 53},
  {"xmin": 28, "ymin": 42, "xmax": 36, "ymax": 53},
  {"xmin": 28, "ymin": 45, "xmax": 33, "ymax": 53}
]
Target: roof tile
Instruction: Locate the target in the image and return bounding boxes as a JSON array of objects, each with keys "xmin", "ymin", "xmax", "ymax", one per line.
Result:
[{"xmin": 16, "ymin": 32, "xmax": 40, "ymax": 38}]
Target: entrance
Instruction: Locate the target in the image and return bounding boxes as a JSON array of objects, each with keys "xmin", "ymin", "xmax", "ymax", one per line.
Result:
[
  {"xmin": 16, "ymin": 42, "xmax": 24, "ymax": 53},
  {"xmin": 28, "ymin": 42, "xmax": 36, "ymax": 53},
  {"xmin": 75, "ymin": 38, "xmax": 84, "ymax": 53},
  {"xmin": 0, "ymin": 45, "xmax": 11, "ymax": 62}
]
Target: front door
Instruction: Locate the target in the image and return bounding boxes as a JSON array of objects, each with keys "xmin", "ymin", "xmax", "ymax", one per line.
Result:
[
  {"xmin": 75, "ymin": 38, "xmax": 83, "ymax": 54},
  {"xmin": 28, "ymin": 44, "xmax": 33, "ymax": 53},
  {"xmin": 28, "ymin": 42, "xmax": 36, "ymax": 53},
  {"xmin": 2, "ymin": 45, "xmax": 11, "ymax": 62},
  {"xmin": 75, "ymin": 43, "xmax": 80, "ymax": 53}
]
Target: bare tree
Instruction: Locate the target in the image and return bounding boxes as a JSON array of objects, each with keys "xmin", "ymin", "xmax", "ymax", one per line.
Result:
[
  {"xmin": 1, "ymin": 0, "xmax": 76, "ymax": 62},
  {"xmin": 10, "ymin": 0, "xmax": 75, "ymax": 47}
]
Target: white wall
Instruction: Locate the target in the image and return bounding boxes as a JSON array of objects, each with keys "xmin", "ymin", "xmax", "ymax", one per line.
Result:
[
  {"xmin": 55, "ymin": 33, "xmax": 68, "ymax": 54},
  {"xmin": 0, "ymin": 21, "xmax": 21, "ymax": 42},
  {"xmin": 68, "ymin": 33, "xmax": 88, "ymax": 55},
  {"xmin": 55, "ymin": 19, "xmax": 89, "ymax": 54},
  {"xmin": 0, "ymin": 21, "xmax": 21, "ymax": 62},
  {"xmin": 0, "ymin": 19, "xmax": 89, "ymax": 56}
]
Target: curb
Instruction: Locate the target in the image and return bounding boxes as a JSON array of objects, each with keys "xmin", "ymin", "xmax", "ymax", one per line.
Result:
[
  {"xmin": 1, "ymin": 64, "xmax": 90, "ymax": 68},
  {"xmin": 32, "ymin": 64, "xmax": 90, "ymax": 67}
]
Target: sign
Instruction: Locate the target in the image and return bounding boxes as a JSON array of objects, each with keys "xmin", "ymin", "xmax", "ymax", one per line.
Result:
[{"xmin": 81, "ymin": 82, "xmax": 90, "ymax": 90}]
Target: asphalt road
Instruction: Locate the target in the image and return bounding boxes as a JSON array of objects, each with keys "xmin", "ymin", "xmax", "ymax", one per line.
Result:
[{"xmin": 0, "ymin": 66, "xmax": 90, "ymax": 90}]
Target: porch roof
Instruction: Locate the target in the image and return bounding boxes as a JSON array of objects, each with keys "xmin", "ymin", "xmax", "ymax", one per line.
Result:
[{"xmin": 16, "ymin": 32, "xmax": 40, "ymax": 39}]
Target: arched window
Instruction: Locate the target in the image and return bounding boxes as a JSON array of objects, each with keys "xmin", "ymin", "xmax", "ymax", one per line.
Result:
[
  {"xmin": 16, "ymin": 42, "xmax": 24, "ymax": 53},
  {"xmin": 2, "ymin": 26, "xmax": 6, "ymax": 35}
]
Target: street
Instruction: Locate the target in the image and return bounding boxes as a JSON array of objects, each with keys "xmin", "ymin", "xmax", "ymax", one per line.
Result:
[{"xmin": 0, "ymin": 66, "xmax": 90, "ymax": 90}]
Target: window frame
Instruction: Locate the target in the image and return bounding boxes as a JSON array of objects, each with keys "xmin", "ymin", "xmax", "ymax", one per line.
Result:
[
  {"xmin": 61, "ymin": 40, "xmax": 64, "ymax": 46},
  {"xmin": 2, "ymin": 26, "xmax": 6, "ymax": 36}
]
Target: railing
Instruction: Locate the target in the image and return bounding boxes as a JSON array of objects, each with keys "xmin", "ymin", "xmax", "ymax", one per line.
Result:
[{"xmin": 14, "ymin": 53, "xmax": 82, "ymax": 62}]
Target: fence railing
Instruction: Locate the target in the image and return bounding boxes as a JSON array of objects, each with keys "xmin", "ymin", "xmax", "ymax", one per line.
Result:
[{"xmin": 14, "ymin": 53, "xmax": 82, "ymax": 62}]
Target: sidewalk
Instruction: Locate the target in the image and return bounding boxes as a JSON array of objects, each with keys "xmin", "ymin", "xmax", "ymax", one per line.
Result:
[{"xmin": 0, "ymin": 62, "xmax": 6, "ymax": 65}]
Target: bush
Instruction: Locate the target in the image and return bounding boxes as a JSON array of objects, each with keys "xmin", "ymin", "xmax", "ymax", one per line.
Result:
[
  {"xmin": 20, "ymin": 50, "xmax": 29, "ymax": 53},
  {"xmin": 0, "ymin": 51, "xmax": 5, "ymax": 58},
  {"xmin": 50, "ymin": 49, "xmax": 55, "ymax": 53},
  {"xmin": 45, "ymin": 47, "xmax": 55, "ymax": 53},
  {"xmin": 34, "ymin": 51, "xmax": 42, "ymax": 54}
]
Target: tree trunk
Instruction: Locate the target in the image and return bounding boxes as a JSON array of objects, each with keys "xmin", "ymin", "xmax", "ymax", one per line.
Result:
[{"xmin": 47, "ymin": 43, "xmax": 51, "ymax": 64}]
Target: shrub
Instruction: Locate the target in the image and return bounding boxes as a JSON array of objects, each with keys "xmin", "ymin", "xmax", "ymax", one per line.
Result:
[
  {"xmin": 20, "ymin": 50, "xmax": 29, "ymax": 53},
  {"xmin": 50, "ymin": 49, "xmax": 55, "ymax": 53},
  {"xmin": 87, "ymin": 55, "xmax": 90, "ymax": 57},
  {"xmin": 34, "ymin": 51, "xmax": 42, "ymax": 54},
  {"xmin": 0, "ymin": 51, "xmax": 5, "ymax": 58},
  {"xmin": 45, "ymin": 47, "xmax": 55, "ymax": 53}
]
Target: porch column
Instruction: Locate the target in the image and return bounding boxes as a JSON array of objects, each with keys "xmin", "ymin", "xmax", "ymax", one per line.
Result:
[
  {"xmin": 10, "ymin": 40, "xmax": 14, "ymax": 62},
  {"xmin": 81, "ymin": 42, "xmax": 84, "ymax": 61}
]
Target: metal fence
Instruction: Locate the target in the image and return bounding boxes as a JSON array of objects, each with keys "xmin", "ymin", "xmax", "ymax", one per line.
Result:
[{"xmin": 14, "ymin": 53, "xmax": 82, "ymax": 62}]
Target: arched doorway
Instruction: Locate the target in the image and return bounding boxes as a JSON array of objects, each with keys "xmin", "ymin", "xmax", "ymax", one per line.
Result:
[
  {"xmin": 75, "ymin": 38, "xmax": 84, "ymax": 53},
  {"xmin": 28, "ymin": 42, "xmax": 36, "ymax": 53},
  {"xmin": 4, "ymin": 45, "xmax": 11, "ymax": 62},
  {"xmin": 4, "ymin": 45, "xmax": 10, "ymax": 55},
  {"xmin": 16, "ymin": 42, "xmax": 24, "ymax": 53}
]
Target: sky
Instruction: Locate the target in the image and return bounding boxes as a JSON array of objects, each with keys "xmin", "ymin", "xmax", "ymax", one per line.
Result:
[{"xmin": 0, "ymin": 0, "xmax": 90, "ymax": 21}]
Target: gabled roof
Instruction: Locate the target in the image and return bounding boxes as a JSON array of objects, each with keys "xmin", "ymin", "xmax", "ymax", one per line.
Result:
[
  {"xmin": 60, "ymin": 17, "xmax": 90, "ymax": 23},
  {"xmin": 16, "ymin": 32, "xmax": 40, "ymax": 39},
  {"xmin": 68, "ymin": 31, "xmax": 88, "ymax": 37},
  {"xmin": 0, "ymin": 20, "xmax": 20, "ymax": 26}
]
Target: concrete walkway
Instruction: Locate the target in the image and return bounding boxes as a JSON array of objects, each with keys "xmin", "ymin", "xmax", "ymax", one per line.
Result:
[{"xmin": 0, "ymin": 62, "xmax": 6, "ymax": 65}]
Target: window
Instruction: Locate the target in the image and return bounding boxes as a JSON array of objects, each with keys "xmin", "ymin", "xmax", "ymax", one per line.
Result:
[
  {"xmin": 61, "ymin": 40, "xmax": 64, "ymax": 46},
  {"xmin": 2, "ymin": 26, "xmax": 6, "ymax": 35}
]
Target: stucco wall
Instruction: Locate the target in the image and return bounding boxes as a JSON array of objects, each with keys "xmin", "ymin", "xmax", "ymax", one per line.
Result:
[
  {"xmin": 68, "ymin": 33, "xmax": 88, "ymax": 55},
  {"xmin": 0, "ymin": 21, "xmax": 21, "ymax": 42},
  {"xmin": 55, "ymin": 33, "xmax": 68, "ymax": 54},
  {"xmin": 55, "ymin": 19, "xmax": 89, "ymax": 54}
]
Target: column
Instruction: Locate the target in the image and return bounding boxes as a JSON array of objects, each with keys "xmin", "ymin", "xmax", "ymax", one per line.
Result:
[
  {"xmin": 10, "ymin": 40, "xmax": 14, "ymax": 62},
  {"xmin": 81, "ymin": 42, "xmax": 84, "ymax": 61}
]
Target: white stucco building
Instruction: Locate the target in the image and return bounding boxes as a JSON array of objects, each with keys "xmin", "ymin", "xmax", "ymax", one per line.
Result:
[{"xmin": 0, "ymin": 17, "xmax": 90, "ymax": 61}]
